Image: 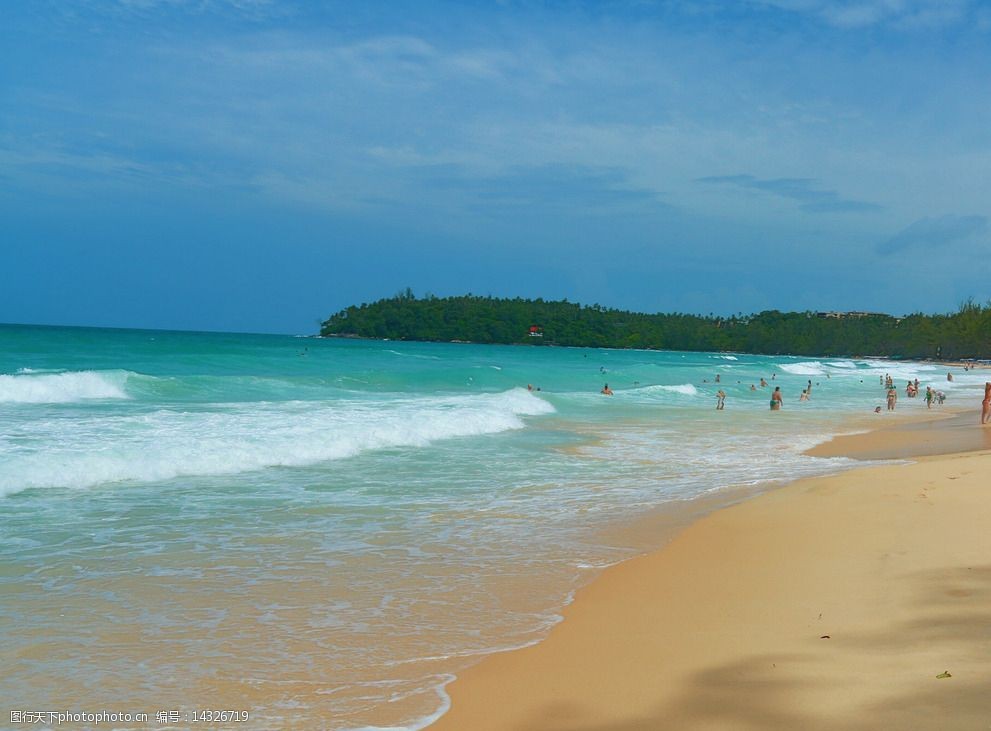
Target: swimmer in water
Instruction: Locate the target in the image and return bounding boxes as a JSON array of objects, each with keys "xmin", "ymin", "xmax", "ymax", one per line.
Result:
[{"xmin": 601, "ymin": 383, "xmax": 613, "ymax": 396}]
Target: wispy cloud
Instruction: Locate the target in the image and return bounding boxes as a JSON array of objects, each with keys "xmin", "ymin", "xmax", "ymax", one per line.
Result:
[
  {"xmin": 877, "ymin": 214, "xmax": 988, "ymax": 254},
  {"xmin": 205, "ymin": 34, "xmax": 560, "ymax": 92},
  {"xmin": 752, "ymin": 0, "xmax": 976, "ymax": 29},
  {"xmin": 421, "ymin": 163, "xmax": 668, "ymax": 214},
  {"xmin": 697, "ymin": 174, "xmax": 881, "ymax": 213},
  {"xmin": 98, "ymin": 0, "xmax": 279, "ymax": 16}
]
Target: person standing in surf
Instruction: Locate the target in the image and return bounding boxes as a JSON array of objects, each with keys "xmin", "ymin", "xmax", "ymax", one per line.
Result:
[{"xmin": 770, "ymin": 386, "xmax": 783, "ymax": 411}]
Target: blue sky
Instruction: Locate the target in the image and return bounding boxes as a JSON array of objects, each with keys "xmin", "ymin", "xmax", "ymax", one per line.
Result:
[{"xmin": 2, "ymin": 0, "xmax": 990, "ymax": 333}]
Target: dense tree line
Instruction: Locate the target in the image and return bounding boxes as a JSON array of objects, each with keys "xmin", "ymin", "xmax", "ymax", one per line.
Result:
[{"xmin": 320, "ymin": 291, "xmax": 991, "ymax": 359}]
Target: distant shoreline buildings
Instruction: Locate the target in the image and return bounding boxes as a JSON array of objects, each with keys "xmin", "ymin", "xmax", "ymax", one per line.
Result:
[{"xmin": 815, "ymin": 311, "xmax": 892, "ymax": 320}]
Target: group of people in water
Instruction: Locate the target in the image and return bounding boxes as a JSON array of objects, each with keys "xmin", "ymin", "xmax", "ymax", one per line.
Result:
[
  {"xmin": 881, "ymin": 374, "xmax": 951, "ymax": 411},
  {"xmin": 727, "ymin": 374, "xmax": 802, "ymax": 411},
  {"xmin": 595, "ymin": 366, "xmax": 991, "ymax": 423}
]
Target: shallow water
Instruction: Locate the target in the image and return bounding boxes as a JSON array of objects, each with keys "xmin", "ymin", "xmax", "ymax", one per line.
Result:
[{"xmin": 1, "ymin": 325, "xmax": 982, "ymax": 729}]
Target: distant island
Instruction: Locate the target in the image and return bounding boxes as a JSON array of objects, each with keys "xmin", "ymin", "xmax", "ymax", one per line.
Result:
[{"xmin": 321, "ymin": 290, "xmax": 991, "ymax": 360}]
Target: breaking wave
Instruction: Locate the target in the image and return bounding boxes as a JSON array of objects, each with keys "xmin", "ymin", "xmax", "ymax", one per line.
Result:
[
  {"xmin": 638, "ymin": 383, "xmax": 699, "ymax": 396},
  {"xmin": 0, "ymin": 389, "xmax": 554, "ymax": 496},
  {"xmin": 0, "ymin": 370, "xmax": 132, "ymax": 403}
]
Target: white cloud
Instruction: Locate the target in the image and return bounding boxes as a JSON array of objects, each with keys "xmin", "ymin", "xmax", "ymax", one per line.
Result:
[{"xmin": 754, "ymin": 0, "xmax": 975, "ymax": 29}]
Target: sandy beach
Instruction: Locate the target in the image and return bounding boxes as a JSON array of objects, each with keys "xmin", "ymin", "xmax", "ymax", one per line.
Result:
[{"xmin": 430, "ymin": 415, "xmax": 991, "ymax": 730}]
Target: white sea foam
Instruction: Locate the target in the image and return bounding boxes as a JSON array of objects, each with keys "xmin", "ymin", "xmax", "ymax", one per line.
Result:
[
  {"xmin": 386, "ymin": 349, "xmax": 441, "ymax": 360},
  {"xmin": 341, "ymin": 676, "xmax": 454, "ymax": 731},
  {"xmin": 0, "ymin": 370, "xmax": 131, "ymax": 403},
  {"xmin": 777, "ymin": 361, "xmax": 827, "ymax": 376},
  {"xmin": 637, "ymin": 383, "xmax": 699, "ymax": 396},
  {"xmin": 858, "ymin": 360, "xmax": 940, "ymax": 382},
  {"xmin": 714, "ymin": 355, "xmax": 738, "ymax": 361},
  {"xmin": 0, "ymin": 388, "xmax": 554, "ymax": 496}
]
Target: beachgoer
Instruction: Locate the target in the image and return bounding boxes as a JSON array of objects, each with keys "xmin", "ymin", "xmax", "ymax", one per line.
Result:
[
  {"xmin": 527, "ymin": 384, "xmax": 533, "ymax": 391},
  {"xmin": 948, "ymin": 372, "xmax": 954, "ymax": 382},
  {"xmin": 750, "ymin": 384, "xmax": 757, "ymax": 391},
  {"xmin": 716, "ymin": 390, "xmax": 726, "ymax": 410},
  {"xmin": 925, "ymin": 386, "xmax": 934, "ymax": 409},
  {"xmin": 760, "ymin": 378, "xmax": 768, "ymax": 388},
  {"xmin": 874, "ymin": 406, "xmax": 882, "ymax": 413},
  {"xmin": 799, "ymin": 389, "xmax": 809, "ymax": 402},
  {"xmin": 715, "ymin": 374, "xmax": 721, "ymax": 383},
  {"xmin": 601, "ymin": 383, "xmax": 613, "ymax": 395},
  {"xmin": 982, "ymin": 383, "xmax": 991, "ymax": 425},
  {"xmin": 887, "ymin": 385, "xmax": 897, "ymax": 411},
  {"xmin": 770, "ymin": 386, "xmax": 783, "ymax": 411},
  {"xmin": 936, "ymin": 390, "xmax": 945, "ymax": 405},
  {"xmin": 807, "ymin": 379, "xmax": 813, "ymax": 394}
]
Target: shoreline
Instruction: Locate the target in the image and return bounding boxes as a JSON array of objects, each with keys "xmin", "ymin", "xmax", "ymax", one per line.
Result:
[
  {"xmin": 428, "ymin": 408, "xmax": 991, "ymax": 730},
  {"xmin": 316, "ymin": 332, "xmax": 991, "ymax": 367},
  {"xmin": 807, "ymin": 407, "xmax": 991, "ymax": 461}
]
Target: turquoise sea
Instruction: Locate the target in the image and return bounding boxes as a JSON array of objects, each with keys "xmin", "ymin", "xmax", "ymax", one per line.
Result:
[{"xmin": 2, "ymin": 325, "xmax": 984, "ymax": 729}]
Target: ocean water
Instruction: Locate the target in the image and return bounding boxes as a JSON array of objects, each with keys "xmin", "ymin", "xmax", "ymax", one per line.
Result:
[{"xmin": 2, "ymin": 325, "xmax": 985, "ymax": 729}]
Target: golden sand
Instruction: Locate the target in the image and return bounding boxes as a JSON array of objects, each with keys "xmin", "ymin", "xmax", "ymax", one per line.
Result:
[{"xmin": 429, "ymin": 417, "xmax": 991, "ymax": 730}]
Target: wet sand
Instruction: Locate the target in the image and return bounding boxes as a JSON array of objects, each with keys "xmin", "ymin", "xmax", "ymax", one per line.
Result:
[
  {"xmin": 429, "ymin": 414, "xmax": 991, "ymax": 730},
  {"xmin": 808, "ymin": 409, "xmax": 991, "ymax": 460}
]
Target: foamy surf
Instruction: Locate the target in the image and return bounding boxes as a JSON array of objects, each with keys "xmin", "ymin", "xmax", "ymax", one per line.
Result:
[
  {"xmin": 340, "ymin": 677, "xmax": 454, "ymax": 731},
  {"xmin": 0, "ymin": 369, "xmax": 132, "ymax": 403},
  {"xmin": 0, "ymin": 388, "xmax": 554, "ymax": 496},
  {"xmin": 636, "ymin": 383, "xmax": 699, "ymax": 396},
  {"xmin": 777, "ymin": 361, "xmax": 828, "ymax": 376}
]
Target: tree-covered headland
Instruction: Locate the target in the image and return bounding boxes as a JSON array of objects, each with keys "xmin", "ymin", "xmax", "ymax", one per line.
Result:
[{"xmin": 321, "ymin": 291, "xmax": 991, "ymax": 360}]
